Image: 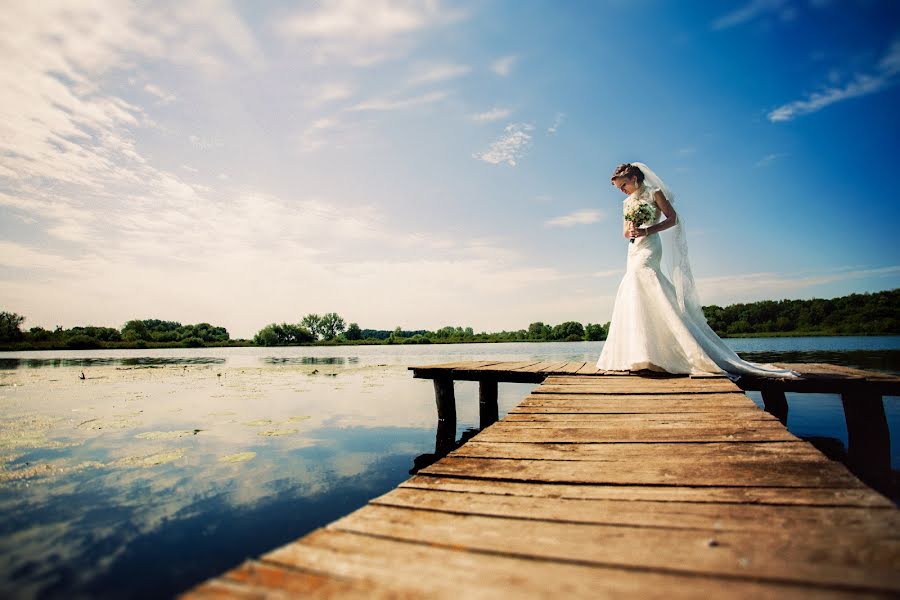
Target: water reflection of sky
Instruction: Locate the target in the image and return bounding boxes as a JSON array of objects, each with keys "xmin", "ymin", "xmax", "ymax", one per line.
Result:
[{"xmin": 0, "ymin": 339, "xmax": 898, "ymax": 598}]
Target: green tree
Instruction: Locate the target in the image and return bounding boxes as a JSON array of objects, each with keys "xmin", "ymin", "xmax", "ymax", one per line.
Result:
[
  {"xmin": 550, "ymin": 321, "xmax": 584, "ymax": 341},
  {"xmin": 318, "ymin": 312, "xmax": 346, "ymax": 340},
  {"xmin": 122, "ymin": 320, "xmax": 150, "ymax": 341},
  {"xmin": 0, "ymin": 311, "xmax": 25, "ymax": 342},
  {"xmin": 301, "ymin": 314, "xmax": 322, "ymax": 339},
  {"xmin": 584, "ymin": 322, "xmax": 607, "ymax": 341},
  {"xmin": 254, "ymin": 323, "xmax": 316, "ymax": 346},
  {"xmin": 344, "ymin": 322, "xmax": 362, "ymax": 340},
  {"xmin": 527, "ymin": 322, "xmax": 551, "ymax": 340}
]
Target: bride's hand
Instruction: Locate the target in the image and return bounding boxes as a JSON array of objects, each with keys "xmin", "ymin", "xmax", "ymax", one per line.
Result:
[{"xmin": 625, "ymin": 223, "xmax": 639, "ymax": 238}]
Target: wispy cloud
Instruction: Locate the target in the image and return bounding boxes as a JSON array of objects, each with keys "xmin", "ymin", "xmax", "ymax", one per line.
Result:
[
  {"xmin": 470, "ymin": 107, "xmax": 513, "ymax": 122},
  {"xmin": 299, "ymin": 117, "xmax": 344, "ymax": 152},
  {"xmin": 473, "ymin": 123, "xmax": 534, "ymax": 166},
  {"xmin": 711, "ymin": 0, "xmax": 794, "ymax": 31},
  {"xmin": 547, "ymin": 112, "xmax": 566, "ymax": 134},
  {"xmin": 144, "ymin": 83, "xmax": 176, "ymax": 104},
  {"xmin": 755, "ymin": 152, "xmax": 789, "ymax": 167},
  {"xmin": 350, "ymin": 90, "xmax": 449, "ymax": 112},
  {"xmin": 491, "ymin": 54, "xmax": 518, "ymax": 76},
  {"xmin": 304, "ymin": 82, "xmax": 355, "ymax": 107},
  {"xmin": 545, "ymin": 209, "xmax": 604, "ymax": 227},
  {"xmin": 592, "ymin": 268, "xmax": 624, "ymax": 278},
  {"xmin": 768, "ymin": 39, "xmax": 900, "ymax": 122},
  {"xmin": 274, "ymin": 0, "xmax": 467, "ymax": 66},
  {"xmin": 408, "ymin": 62, "xmax": 470, "ymax": 86}
]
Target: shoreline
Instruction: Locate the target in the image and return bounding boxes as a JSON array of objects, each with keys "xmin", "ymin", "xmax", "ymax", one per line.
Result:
[{"xmin": 2, "ymin": 331, "xmax": 898, "ymax": 353}]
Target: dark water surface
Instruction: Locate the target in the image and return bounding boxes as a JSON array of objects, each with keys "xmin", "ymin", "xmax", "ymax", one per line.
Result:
[{"xmin": 1, "ymin": 338, "xmax": 898, "ymax": 599}]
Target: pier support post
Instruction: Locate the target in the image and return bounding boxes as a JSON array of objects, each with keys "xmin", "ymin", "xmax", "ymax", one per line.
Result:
[
  {"xmin": 761, "ymin": 389, "xmax": 789, "ymax": 425},
  {"xmin": 479, "ymin": 380, "xmax": 499, "ymax": 429},
  {"xmin": 433, "ymin": 377, "xmax": 457, "ymax": 455},
  {"xmin": 841, "ymin": 391, "xmax": 891, "ymax": 495}
]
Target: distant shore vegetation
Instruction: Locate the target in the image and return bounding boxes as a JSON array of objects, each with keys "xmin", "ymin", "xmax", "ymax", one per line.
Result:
[{"xmin": 0, "ymin": 289, "xmax": 896, "ymax": 351}]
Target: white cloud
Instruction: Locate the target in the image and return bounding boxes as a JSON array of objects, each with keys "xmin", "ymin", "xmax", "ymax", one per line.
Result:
[
  {"xmin": 274, "ymin": 0, "xmax": 467, "ymax": 66},
  {"xmin": 547, "ymin": 112, "xmax": 566, "ymax": 134},
  {"xmin": 350, "ymin": 90, "xmax": 449, "ymax": 112},
  {"xmin": 755, "ymin": 152, "xmax": 789, "ymax": 167},
  {"xmin": 545, "ymin": 209, "xmax": 604, "ymax": 227},
  {"xmin": 768, "ymin": 39, "xmax": 900, "ymax": 122},
  {"xmin": 144, "ymin": 83, "xmax": 176, "ymax": 104},
  {"xmin": 304, "ymin": 82, "xmax": 355, "ymax": 107},
  {"xmin": 491, "ymin": 54, "xmax": 518, "ymax": 76},
  {"xmin": 592, "ymin": 269, "xmax": 624, "ymax": 278},
  {"xmin": 473, "ymin": 123, "xmax": 534, "ymax": 166},
  {"xmin": 408, "ymin": 62, "xmax": 470, "ymax": 86},
  {"xmin": 711, "ymin": 0, "xmax": 792, "ymax": 30},
  {"xmin": 470, "ymin": 107, "xmax": 513, "ymax": 122}
]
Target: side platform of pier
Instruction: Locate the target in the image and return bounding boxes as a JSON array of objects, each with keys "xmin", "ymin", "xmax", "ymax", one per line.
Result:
[{"xmin": 183, "ymin": 361, "xmax": 900, "ymax": 599}]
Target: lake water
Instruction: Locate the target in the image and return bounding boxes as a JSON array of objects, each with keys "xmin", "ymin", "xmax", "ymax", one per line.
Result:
[{"xmin": 1, "ymin": 337, "xmax": 898, "ymax": 599}]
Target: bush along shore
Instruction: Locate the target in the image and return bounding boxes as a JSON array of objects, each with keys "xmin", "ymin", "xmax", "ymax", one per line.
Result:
[{"xmin": 0, "ymin": 289, "xmax": 896, "ymax": 351}]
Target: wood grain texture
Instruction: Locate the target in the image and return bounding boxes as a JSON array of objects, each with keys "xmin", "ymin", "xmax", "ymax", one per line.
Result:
[
  {"xmin": 271, "ymin": 529, "xmax": 888, "ymax": 599},
  {"xmin": 184, "ymin": 362, "xmax": 900, "ymax": 599}
]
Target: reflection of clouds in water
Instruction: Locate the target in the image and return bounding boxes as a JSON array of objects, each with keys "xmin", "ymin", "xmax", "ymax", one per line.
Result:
[{"xmin": 0, "ymin": 357, "xmax": 479, "ymax": 597}]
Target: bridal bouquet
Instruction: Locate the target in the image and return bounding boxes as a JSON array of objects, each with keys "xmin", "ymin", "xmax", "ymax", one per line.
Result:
[{"xmin": 623, "ymin": 196, "xmax": 654, "ymax": 243}]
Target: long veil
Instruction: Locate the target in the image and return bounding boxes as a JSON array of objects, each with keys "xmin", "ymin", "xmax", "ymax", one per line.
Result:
[{"xmin": 631, "ymin": 162, "xmax": 706, "ymax": 324}]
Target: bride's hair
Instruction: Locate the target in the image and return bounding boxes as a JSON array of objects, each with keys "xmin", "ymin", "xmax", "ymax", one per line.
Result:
[{"xmin": 610, "ymin": 163, "xmax": 645, "ymax": 185}]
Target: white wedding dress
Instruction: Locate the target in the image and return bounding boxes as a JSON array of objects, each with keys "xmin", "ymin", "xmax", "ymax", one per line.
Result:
[{"xmin": 596, "ymin": 173, "xmax": 795, "ymax": 379}]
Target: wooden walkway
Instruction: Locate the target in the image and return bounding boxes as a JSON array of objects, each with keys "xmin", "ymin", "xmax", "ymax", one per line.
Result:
[{"xmin": 184, "ymin": 362, "xmax": 900, "ymax": 598}]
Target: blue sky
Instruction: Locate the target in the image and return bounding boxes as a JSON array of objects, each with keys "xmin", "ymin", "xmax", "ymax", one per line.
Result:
[{"xmin": 1, "ymin": 0, "xmax": 898, "ymax": 338}]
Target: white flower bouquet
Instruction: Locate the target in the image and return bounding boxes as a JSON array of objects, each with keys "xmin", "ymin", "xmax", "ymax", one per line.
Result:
[{"xmin": 623, "ymin": 196, "xmax": 654, "ymax": 243}]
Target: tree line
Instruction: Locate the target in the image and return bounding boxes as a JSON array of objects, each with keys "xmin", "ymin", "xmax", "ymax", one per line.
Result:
[
  {"xmin": 253, "ymin": 315, "xmax": 609, "ymax": 346},
  {"xmin": 1, "ymin": 289, "xmax": 896, "ymax": 350},
  {"xmin": 701, "ymin": 289, "xmax": 898, "ymax": 336},
  {"xmin": 0, "ymin": 315, "xmax": 232, "ymax": 350}
]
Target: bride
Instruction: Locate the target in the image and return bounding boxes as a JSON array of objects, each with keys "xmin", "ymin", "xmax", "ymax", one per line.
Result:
[{"xmin": 596, "ymin": 162, "xmax": 795, "ymax": 378}]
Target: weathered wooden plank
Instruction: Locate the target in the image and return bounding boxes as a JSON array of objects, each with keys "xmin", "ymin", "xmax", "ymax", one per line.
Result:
[
  {"xmin": 575, "ymin": 362, "xmax": 604, "ymax": 375},
  {"xmin": 329, "ymin": 505, "xmax": 900, "ymax": 592},
  {"xmin": 182, "ymin": 579, "xmax": 274, "ymax": 599},
  {"xmin": 508, "ymin": 360, "xmax": 558, "ymax": 372},
  {"xmin": 537, "ymin": 378, "xmax": 742, "ymax": 394},
  {"xmin": 465, "ymin": 361, "xmax": 544, "ymax": 372},
  {"xmin": 514, "ymin": 392, "xmax": 757, "ymax": 414},
  {"xmin": 399, "ymin": 475, "xmax": 894, "ymax": 507},
  {"xmin": 504, "ymin": 410, "xmax": 777, "ymax": 422},
  {"xmin": 454, "ymin": 440, "xmax": 823, "ymax": 461},
  {"xmin": 472, "ymin": 421, "xmax": 799, "ymax": 443},
  {"xmin": 421, "ymin": 456, "xmax": 864, "ymax": 488},
  {"xmin": 371, "ymin": 488, "xmax": 900, "ymax": 535},
  {"xmin": 500, "ymin": 411, "xmax": 779, "ymax": 424},
  {"xmin": 265, "ymin": 529, "xmax": 879, "ymax": 599},
  {"xmin": 408, "ymin": 360, "xmax": 494, "ymax": 371},
  {"xmin": 445, "ymin": 443, "xmax": 857, "ymax": 487},
  {"xmin": 536, "ymin": 361, "xmax": 575, "ymax": 373},
  {"xmin": 552, "ymin": 361, "xmax": 587, "ymax": 373},
  {"xmin": 540, "ymin": 376, "xmax": 742, "ymax": 388},
  {"xmin": 520, "ymin": 391, "xmax": 752, "ymax": 401},
  {"xmin": 220, "ymin": 559, "xmax": 380, "ymax": 598},
  {"xmin": 780, "ymin": 363, "xmax": 893, "ymax": 381}
]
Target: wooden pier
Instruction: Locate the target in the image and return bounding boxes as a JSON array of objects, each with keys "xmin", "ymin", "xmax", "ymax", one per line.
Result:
[{"xmin": 184, "ymin": 361, "xmax": 900, "ymax": 599}]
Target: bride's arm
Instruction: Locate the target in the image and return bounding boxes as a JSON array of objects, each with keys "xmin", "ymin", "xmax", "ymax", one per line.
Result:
[{"xmin": 640, "ymin": 190, "xmax": 677, "ymax": 237}]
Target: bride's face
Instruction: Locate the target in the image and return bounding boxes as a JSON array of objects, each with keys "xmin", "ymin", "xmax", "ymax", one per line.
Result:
[{"xmin": 613, "ymin": 176, "xmax": 639, "ymax": 195}]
